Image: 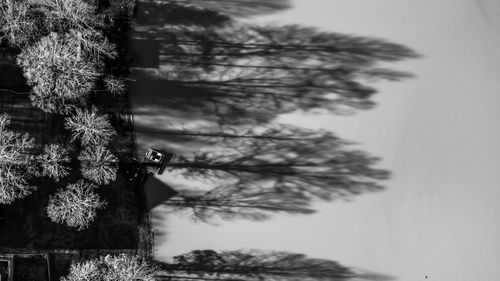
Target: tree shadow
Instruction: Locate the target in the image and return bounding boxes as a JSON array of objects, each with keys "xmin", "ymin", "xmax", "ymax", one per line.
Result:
[
  {"xmin": 0, "ymin": 61, "xmax": 27, "ymax": 91},
  {"xmin": 163, "ymin": 182, "xmax": 316, "ymax": 223},
  {"xmin": 155, "ymin": 249, "xmax": 396, "ymax": 281},
  {"xmin": 163, "ymin": 133, "xmax": 390, "ymax": 203},
  {"xmin": 134, "ymin": 128, "xmax": 391, "ymax": 223},
  {"xmin": 127, "ymin": 39, "xmax": 160, "ymax": 68},
  {"xmin": 134, "ymin": 1, "xmax": 230, "ymax": 27},
  {"xmin": 129, "ymin": 74, "xmax": 281, "ymax": 127},
  {"xmin": 128, "ymin": 22, "xmax": 419, "ymax": 130},
  {"xmin": 155, "ymin": 0, "xmax": 292, "ymax": 18}
]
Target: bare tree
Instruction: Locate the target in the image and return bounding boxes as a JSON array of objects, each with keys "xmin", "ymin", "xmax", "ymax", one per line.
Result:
[
  {"xmin": 0, "ymin": 0, "xmax": 40, "ymax": 47},
  {"xmin": 17, "ymin": 32, "xmax": 100, "ymax": 113},
  {"xmin": 65, "ymin": 108, "xmax": 116, "ymax": 146},
  {"xmin": 0, "ymin": 114, "xmax": 36, "ymax": 165},
  {"xmin": 78, "ymin": 145, "xmax": 118, "ymax": 185},
  {"xmin": 36, "ymin": 144, "xmax": 71, "ymax": 182},
  {"xmin": 31, "ymin": 0, "xmax": 104, "ymax": 33},
  {"xmin": 166, "ymin": 184, "xmax": 315, "ymax": 223},
  {"xmin": 68, "ymin": 28, "xmax": 118, "ymax": 62},
  {"xmin": 61, "ymin": 254, "xmax": 157, "ymax": 281},
  {"xmin": 0, "ymin": 167, "xmax": 37, "ymax": 205},
  {"xmin": 29, "ymin": 92, "xmax": 86, "ymax": 115},
  {"xmin": 103, "ymin": 76, "xmax": 127, "ymax": 96},
  {"xmin": 1, "ymin": 0, "xmax": 116, "ymax": 52},
  {"xmin": 0, "ymin": 114, "xmax": 37, "ymax": 204},
  {"xmin": 46, "ymin": 180, "xmax": 107, "ymax": 230},
  {"xmin": 14, "ymin": 0, "xmax": 117, "ymax": 113}
]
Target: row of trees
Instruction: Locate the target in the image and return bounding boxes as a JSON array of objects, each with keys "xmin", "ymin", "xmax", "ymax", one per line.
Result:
[{"xmin": 61, "ymin": 250, "xmax": 394, "ymax": 281}]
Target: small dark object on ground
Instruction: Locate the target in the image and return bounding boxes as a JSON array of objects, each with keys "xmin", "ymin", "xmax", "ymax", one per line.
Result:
[
  {"xmin": 145, "ymin": 148, "xmax": 165, "ymax": 164},
  {"xmin": 143, "ymin": 148, "xmax": 174, "ymax": 175}
]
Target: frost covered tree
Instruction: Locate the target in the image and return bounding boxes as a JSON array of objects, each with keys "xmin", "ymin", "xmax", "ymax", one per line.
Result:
[
  {"xmin": 0, "ymin": 0, "xmax": 40, "ymax": 47},
  {"xmin": 78, "ymin": 145, "xmax": 118, "ymax": 185},
  {"xmin": 36, "ymin": 144, "xmax": 71, "ymax": 182},
  {"xmin": 14, "ymin": 0, "xmax": 117, "ymax": 113},
  {"xmin": 0, "ymin": 0, "xmax": 110, "ymax": 47},
  {"xmin": 65, "ymin": 109, "xmax": 116, "ymax": 146},
  {"xmin": 103, "ymin": 76, "xmax": 127, "ymax": 96},
  {"xmin": 47, "ymin": 180, "xmax": 106, "ymax": 230},
  {"xmin": 31, "ymin": 0, "xmax": 104, "ymax": 34},
  {"xmin": 17, "ymin": 32, "xmax": 100, "ymax": 113},
  {"xmin": 0, "ymin": 114, "xmax": 37, "ymax": 204},
  {"xmin": 61, "ymin": 254, "xmax": 157, "ymax": 281}
]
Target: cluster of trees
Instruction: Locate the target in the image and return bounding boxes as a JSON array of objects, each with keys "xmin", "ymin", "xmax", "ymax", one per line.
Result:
[
  {"xmin": 60, "ymin": 250, "xmax": 394, "ymax": 281},
  {"xmin": 61, "ymin": 254, "xmax": 156, "ymax": 281},
  {"xmin": 0, "ymin": 112, "xmax": 116, "ymax": 200},
  {"xmin": 1, "ymin": 0, "xmax": 123, "ymax": 113},
  {"xmin": 0, "ymin": 0, "xmax": 129, "ymax": 230},
  {"xmin": 0, "ymin": 101, "xmax": 118, "ymax": 231}
]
